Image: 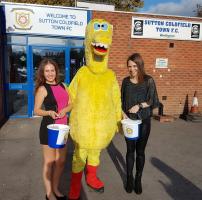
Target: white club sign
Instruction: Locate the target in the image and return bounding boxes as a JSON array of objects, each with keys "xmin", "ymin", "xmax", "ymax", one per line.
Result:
[
  {"xmin": 5, "ymin": 4, "xmax": 88, "ymax": 37},
  {"xmin": 131, "ymin": 16, "xmax": 202, "ymax": 41}
]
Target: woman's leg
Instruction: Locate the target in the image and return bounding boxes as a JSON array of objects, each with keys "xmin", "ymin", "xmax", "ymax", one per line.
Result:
[
  {"xmin": 136, "ymin": 118, "xmax": 151, "ymax": 174},
  {"xmin": 42, "ymin": 145, "xmax": 57, "ymax": 200},
  {"xmin": 52, "ymin": 146, "xmax": 67, "ymax": 197},
  {"xmin": 135, "ymin": 118, "xmax": 151, "ymax": 194},
  {"xmin": 125, "ymin": 138, "xmax": 136, "ymax": 193}
]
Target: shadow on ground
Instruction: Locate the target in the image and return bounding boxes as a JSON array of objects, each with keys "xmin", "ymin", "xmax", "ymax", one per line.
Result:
[
  {"xmin": 107, "ymin": 141, "xmax": 126, "ymax": 186},
  {"xmin": 151, "ymin": 157, "xmax": 202, "ymax": 200}
]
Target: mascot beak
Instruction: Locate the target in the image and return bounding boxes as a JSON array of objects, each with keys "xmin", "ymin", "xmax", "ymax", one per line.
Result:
[{"xmin": 91, "ymin": 42, "xmax": 108, "ymax": 56}]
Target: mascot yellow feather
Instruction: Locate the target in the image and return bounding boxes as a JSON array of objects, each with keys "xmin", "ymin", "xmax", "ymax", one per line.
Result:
[{"xmin": 68, "ymin": 19, "xmax": 121, "ymax": 199}]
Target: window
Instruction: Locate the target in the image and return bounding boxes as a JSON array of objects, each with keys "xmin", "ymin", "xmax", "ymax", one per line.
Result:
[
  {"xmin": 7, "ymin": 45, "xmax": 27, "ymax": 83},
  {"xmin": 7, "ymin": 90, "xmax": 28, "ymax": 116},
  {"xmin": 68, "ymin": 39, "xmax": 84, "ymax": 47},
  {"xmin": 7, "ymin": 35, "xmax": 26, "ymax": 45},
  {"xmin": 28, "ymin": 36, "xmax": 66, "ymax": 45}
]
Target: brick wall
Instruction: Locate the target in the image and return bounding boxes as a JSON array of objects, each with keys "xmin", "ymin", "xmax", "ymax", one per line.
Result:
[{"xmin": 93, "ymin": 11, "xmax": 202, "ymax": 116}]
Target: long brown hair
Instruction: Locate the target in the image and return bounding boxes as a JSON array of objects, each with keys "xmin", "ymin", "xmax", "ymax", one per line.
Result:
[
  {"xmin": 127, "ymin": 53, "xmax": 146, "ymax": 83},
  {"xmin": 35, "ymin": 58, "xmax": 59, "ymax": 93}
]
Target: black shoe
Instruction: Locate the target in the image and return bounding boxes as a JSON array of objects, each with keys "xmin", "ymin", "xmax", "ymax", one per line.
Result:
[
  {"xmin": 134, "ymin": 174, "xmax": 142, "ymax": 194},
  {"xmin": 87, "ymin": 184, "xmax": 104, "ymax": 193},
  {"xmin": 125, "ymin": 176, "xmax": 133, "ymax": 193},
  {"xmin": 54, "ymin": 193, "xmax": 67, "ymax": 200},
  {"xmin": 45, "ymin": 195, "xmax": 49, "ymax": 200}
]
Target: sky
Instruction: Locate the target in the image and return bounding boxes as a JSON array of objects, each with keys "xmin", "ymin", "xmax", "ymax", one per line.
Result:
[{"xmin": 139, "ymin": 0, "xmax": 202, "ymax": 17}]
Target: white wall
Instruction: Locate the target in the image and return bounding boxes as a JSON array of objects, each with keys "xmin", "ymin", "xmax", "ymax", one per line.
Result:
[{"xmin": 77, "ymin": 1, "xmax": 115, "ymax": 11}]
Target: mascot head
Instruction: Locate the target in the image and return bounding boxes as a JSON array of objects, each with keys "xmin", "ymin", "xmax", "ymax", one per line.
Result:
[{"xmin": 84, "ymin": 19, "xmax": 113, "ymax": 74}]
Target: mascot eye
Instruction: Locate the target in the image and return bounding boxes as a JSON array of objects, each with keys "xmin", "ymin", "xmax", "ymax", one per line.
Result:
[
  {"xmin": 101, "ymin": 23, "xmax": 108, "ymax": 31},
  {"xmin": 94, "ymin": 23, "xmax": 101, "ymax": 30}
]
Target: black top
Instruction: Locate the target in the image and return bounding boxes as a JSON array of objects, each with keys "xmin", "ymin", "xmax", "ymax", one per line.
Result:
[
  {"xmin": 42, "ymin": 82, "xmax": 65, "ymax": 113},
  {"xmin": 121, "ymin": 75, "xmax": 159, "ymax": 120}
]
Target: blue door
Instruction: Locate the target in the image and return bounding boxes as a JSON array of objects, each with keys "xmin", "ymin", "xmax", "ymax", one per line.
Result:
[
  {"xmin": 30, "ymin": 46, "xmax": 85, "ymax": 117},
  {"xmin": 30, "ymin": 45, "xmax": 70, "ymax": 116},
  {"xmin": 5, "ymin": 45, "xmax": 84, "ymax": 118},
  {"xmin": 5, "ymin": 45, "xmax": 31, "ymax": 118}
]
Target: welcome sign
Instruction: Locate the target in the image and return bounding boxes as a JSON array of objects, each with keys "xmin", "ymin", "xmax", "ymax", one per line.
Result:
[
  {"xmin": 5, "ymin": 4, "xmax": 88, "ymax": 37},
  {"xmin": 131, "ymin": 16, "xmax": 202, "ymax": 41}
]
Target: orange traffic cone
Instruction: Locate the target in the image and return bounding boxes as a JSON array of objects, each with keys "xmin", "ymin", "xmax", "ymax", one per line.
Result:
[{"xmin": 190, "ymin": 91, "xmax": 199, "ymax": 113}]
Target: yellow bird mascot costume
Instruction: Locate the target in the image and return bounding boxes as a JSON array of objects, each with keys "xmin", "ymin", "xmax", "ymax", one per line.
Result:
[{"xmin": 68, "ymin": 19, "xmax": 121, "ymax": 200}]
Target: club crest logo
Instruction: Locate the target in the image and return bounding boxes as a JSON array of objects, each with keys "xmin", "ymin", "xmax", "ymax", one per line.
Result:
[
  {"xmin": 8, "ymin": 8, "xmax": 34, "ymax": 31},
  {"xmin": 16, "ymin": 12, "xmax": 30, "ymax": 28},
  {"xmin": 191, "ymin": 24, "xmax": 200, "ymax": 39},
  {"xmin": 126, "ymin": 127, "xmax": 133, "ymax": 134}
]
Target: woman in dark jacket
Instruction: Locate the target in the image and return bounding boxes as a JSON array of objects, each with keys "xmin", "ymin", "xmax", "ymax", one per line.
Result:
[{"xmin": 121, "ymin": 53, "xmax": 159, "ymax": 194}]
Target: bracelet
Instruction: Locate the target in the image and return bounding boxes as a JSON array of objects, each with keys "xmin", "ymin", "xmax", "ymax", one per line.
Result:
[{"xmin": 48, "ymin": 111, "xmax": 51, "ymax": 116}]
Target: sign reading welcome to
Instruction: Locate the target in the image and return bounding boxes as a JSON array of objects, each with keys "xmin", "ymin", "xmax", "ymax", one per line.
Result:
[
  {"xmin": 131, "ymin": 16, "xmax": 202, "ymax": 41},
  {"xmin": 5, "ymin": 4, "xmax": 88, "ymax": 37}
]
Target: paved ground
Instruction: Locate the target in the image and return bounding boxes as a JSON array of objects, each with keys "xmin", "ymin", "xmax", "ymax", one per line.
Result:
[{"xmin": 0, "ymin": 117, "xmax": 202, "ymax": 200}]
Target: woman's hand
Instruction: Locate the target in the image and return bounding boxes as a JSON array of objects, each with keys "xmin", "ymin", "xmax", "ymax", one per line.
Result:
[
  {"xmin": 122, "ymin": 112, "xmax": 128, "ymax": 119},
  {"xmin": 48, "ymin": 110, "xmax": 59, "ymax": 119},
  {"xmin": 57, "ymin": 109, "xmax": 66, "ymax": 119},
  {"xmin": 128, "ymin": 105, "xmax": 140, "ymax": 113}
]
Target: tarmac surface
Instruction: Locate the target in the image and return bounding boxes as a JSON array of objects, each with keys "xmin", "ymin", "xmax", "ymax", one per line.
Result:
[{"xmin": 0, "ymin": 117, "xmax": 202, "ymax": 200}]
